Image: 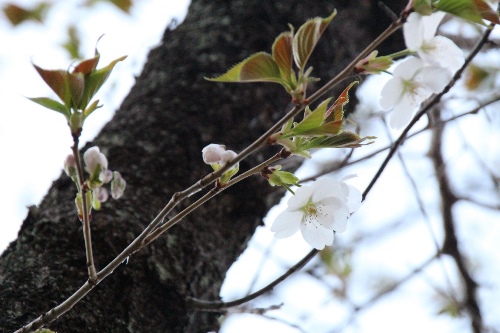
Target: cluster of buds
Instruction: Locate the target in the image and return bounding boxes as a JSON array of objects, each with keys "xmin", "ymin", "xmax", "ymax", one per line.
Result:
[{"xmin": 65, "ymin": 146, "xmax": 126, "ymax": 219}]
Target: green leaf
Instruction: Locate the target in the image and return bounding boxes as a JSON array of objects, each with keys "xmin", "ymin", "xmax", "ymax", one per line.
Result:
[
  {"xmin": 109, "ymin": 0, "xmax": 133, "ymax": 13},
  {"xmin": 435, "ymin": 0, "xmax": 500, "ymax": 25},
  {"xmin": 272, "ymin": 31, "xmax": 294, "ymax": 83},
  {"xmin": 79, "ymin": 55, "xmax": 126, "ymax": 109},
  {"xmin": 3, "ymin": 2, "xmax": 50, "ymax": 26},
  {"xmin": 62, "ymin": 25, "xmax": 82, "ymax": 59},
  {"xmin": 325, "ymin": 81, "xmax": 358, "ymax": 122},
  {"xmin": 207, "ymin": 52, "xmax": 283, "ymax": 83},
  {"xmin": 83, "ymin": 99, "xmax": 102, "ymax": 119},
  {"xmin": 306, "ymin": 132, "xmax": 375, "ymax": 149},
  {"xmin": 287, "ymin": 98, "xmax": 331, "ymax": 136},
  {"xmin": 28, "ymin": 97, "xmax": 70, "ymax": 117},
  {"xmin": 293, "ymin": 10, "xmax": 336, "ymax": 70}
]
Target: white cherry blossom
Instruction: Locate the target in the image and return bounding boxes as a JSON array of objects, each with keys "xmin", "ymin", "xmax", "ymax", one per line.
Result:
[
  {"xmin": 380, "ymin": 57, "xmax": 450, "ymax": 129},
  {"xmin": 271, "ymin": 178, "xmax": 361, "ymax": 250},
  {"xmin": 404, "ymin": 12, "xmax": 464, "ymax": 72}
]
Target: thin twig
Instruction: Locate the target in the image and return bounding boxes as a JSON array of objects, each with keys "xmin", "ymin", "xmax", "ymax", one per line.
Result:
[
  {"xmin": 71, "ymin": 137, "xmax": 97, "ymax": 283},
  {"xmin": 188, "ymin": 249, "xmax": 318, "ymax": 311}
]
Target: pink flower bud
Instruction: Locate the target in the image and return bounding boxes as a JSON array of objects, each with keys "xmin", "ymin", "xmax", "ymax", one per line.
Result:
[
  {"xmin": 202, "ymin": 144, "xmax": 226, "ymax": 164},
  {"xmin": 83, "ymin": 146, "xmax": 108, "ymax": 174},
  {"xmin": 111, "ymin": 171, "xmax": 126, "ymax": 199},
  {"xmin": 64, "ymin": 154, "xmax": 77, "ymax": 177}
]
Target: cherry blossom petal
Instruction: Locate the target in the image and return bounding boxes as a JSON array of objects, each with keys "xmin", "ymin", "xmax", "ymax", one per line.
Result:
[
  {"xmin": 271, "ymin": 210, "xmax": 303, "ymax": 238},
  {"xmin": 300, "ymin": 220, "xmax": 333, "ymax": 250},
  {"xmin": 311, "ymin": 178, "xmax": 343, "ymax": 202},
  {"xmin": 393, "ymin": 57, "xmax": 423, "ymax": 80},
  {"xmin": 403, "ymin": 12, "xmax": 425, "ymax": 50},
  {"xmin": 315, "ymin": 197, "xmax": 346, "ymax": 230},
  {"xmin": 287, "ymin": 185, "xmax": 313, "ymax": 210},
  {"xmin": 419, "ymin": 36, "xmax": 464, "ymax": 72},
  {"xmin": 380, "ymin": 76, "xmax": 404, "ymax": 111},
  {"xmin": 421, "ymin": 11, "xmax": 446, "ymax": 41},
  {"xmin": 389, "ymin": 96, "xmax": 417, "ymax": 129},
  {"xmin": 346, "ymin": 185, "xmax": 362, "ymax": 212},
  {"xmin": 417, "ymin": 66, "xmax": 451, "ymax": 92}
]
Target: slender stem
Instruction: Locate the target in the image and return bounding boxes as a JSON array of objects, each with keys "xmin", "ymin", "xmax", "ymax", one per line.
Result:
[
  {"xmin": 143, "ymin": 153, "xmax": 283, "ymax": 245},
  {"xmin": 71, "ymin": 136, "xmax": 97, "ymax": 283},
  {"xmin": 188, "ymin": 249, "xmax": 318, "ymax": 311}
]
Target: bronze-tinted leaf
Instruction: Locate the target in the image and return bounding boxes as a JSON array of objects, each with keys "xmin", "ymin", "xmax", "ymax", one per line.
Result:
[{"xmin": 293, "ymin": 10, "xmax": 336, "ymax": 70}]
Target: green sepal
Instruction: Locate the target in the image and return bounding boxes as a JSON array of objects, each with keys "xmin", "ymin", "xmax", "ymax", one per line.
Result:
[
  {"xmin": 267, "ymin": 165, "xmax": 300, "ymax": 189},
  {"xmin": 293, "ymin": 10, "xmax": 337, "ymax": 71},
  {"xmin": 69, "ymin": 111, "xmax": 84, "ymax": 135},
  {"xmin": 87, "ymin": 163, "xmax": 104, "ymax": 189},
  {"xmin": 435, "ymin": 0, "xmax": 500, "ymax": 25},
  {"xmin": 219, "ymin": 164, "xmax": 239, "ymax": 186},
  {"xmin": 206, "ymin": 52, "xmax": 283, "ymax": 84},
  {"xmin": 27, "ymin": 97, "xmax": 70, "ymax": 118}
]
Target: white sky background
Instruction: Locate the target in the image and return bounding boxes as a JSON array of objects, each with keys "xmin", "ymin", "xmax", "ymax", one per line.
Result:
[{"xmin": 1, "ymin": 1, "xmax": 499, "ymax": 332}]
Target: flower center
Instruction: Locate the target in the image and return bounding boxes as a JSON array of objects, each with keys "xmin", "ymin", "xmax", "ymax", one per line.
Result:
[{"xmin": 302, "ymin": 201, "xmax": 327, "ymax": 226}]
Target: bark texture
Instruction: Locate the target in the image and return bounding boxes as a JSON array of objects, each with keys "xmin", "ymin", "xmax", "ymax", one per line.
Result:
[{"xmin": 0, "ymin": 0, "xmax": 404, "ymax": 332}]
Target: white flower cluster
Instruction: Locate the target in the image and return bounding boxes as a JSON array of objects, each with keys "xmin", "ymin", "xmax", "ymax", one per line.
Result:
[
  {"xmin": 270, "ymin": 178, "xmax": 361, "ymax": 250},
  {"xmin": 380, "ymin": 12, "xmax": 465, "ymax": 129}
]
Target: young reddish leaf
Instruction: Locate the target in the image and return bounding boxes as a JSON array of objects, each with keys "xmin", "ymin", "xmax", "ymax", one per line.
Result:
[
  {"xmin": 272, "ymin": 31, "xmax": 294, "ymax": 82},
  {"xmin": 28, "ymin": 97, "xmax": 70, "ymax": 117},
  {"xmin": 207, "ymin": 52, "xmax": 282, "ymax": 83},
  {"xmin": 32, "ymin": 64, "xmax": 71, "ymax": 107},
  {"xmin": 325, "ymin": 81, "xmax": 358, "ymax": 122},
  {"xmin": 73, "ymin": 54, "xmax": 100, "ymax": 76},
  {"xmin": 293, "ymin": 10, "xmax": 336, "ymax": 70},
  {"xmin": 472, "ymin": 0, "xmax": 500, "ymax": 25},
  {"xmin": 68, "ymin": 72, "xmax": 85, "ymax": 109}
]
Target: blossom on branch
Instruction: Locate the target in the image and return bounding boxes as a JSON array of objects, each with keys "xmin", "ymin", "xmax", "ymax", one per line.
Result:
[
  {"xmin": 270, "ymin": 178, "xmax": 361, "ymax": 250},
  {"xmin": 380, "ymin": 57, "xmax": 450, "ymax": 129},
  {"xmin": 404, "ymin": 11, "xmax": 464, "ymax": 72}
]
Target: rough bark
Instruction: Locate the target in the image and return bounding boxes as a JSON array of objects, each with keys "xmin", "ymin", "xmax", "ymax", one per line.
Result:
[{"xmin": 0, "ymin": 0, "xmax": 405, "ymax": 332}]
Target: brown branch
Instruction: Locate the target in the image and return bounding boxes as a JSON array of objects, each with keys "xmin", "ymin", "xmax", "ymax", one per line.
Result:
[
  {"xmin": 429, "ymin": 109, "xmax": 483, "ymax": 333},
  {"xmin": 187, "ymin": 249, "xmax": 318, "ymax": 311}
]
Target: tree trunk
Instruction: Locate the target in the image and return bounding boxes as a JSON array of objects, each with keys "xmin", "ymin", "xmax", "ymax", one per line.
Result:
[{"xmin": 0, "ymin": 0, "xmax": 404, "ymax": 332}]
